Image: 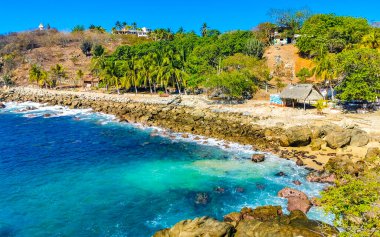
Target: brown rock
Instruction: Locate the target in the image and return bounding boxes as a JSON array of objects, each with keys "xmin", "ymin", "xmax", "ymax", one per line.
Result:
[
  {"xmin": 292, "ymin": 180, "xmax": 302, "ymax": 186},
  {"xmin": 224, "ymin": 212, "xmax": 242, "ymax": 223},
  {"xmin": 251, "ymin": 154, "xmax": 265, "ymax": 163},
  {"xmin": 284, "ymin": 126, "xmax": 312, "ymax": 147},
  {"xmin": 296, "ymin": 158, "xmax": 304, "ymax": 166},
  {"xmin": 365, "ymin": 147, "xmax": 380, "ymax": 159},
  {"xmin": 325, "ymin": 131, "xmax": 351, "ymax": 149},
  {"xmin": 349, "ymin": 129, "xmax": 369, "ymax": 147},
  {"xmin": 181, "ymin": 134, "xmax": 189, "ymax": 138},
  {"xmin": 310, "ymin": 138, "xmax": 325, "ymax": 151},
  {"xmin": 307, "ymin": 172, "xmax": 336, "ymax": 184},
  {"xmin": 278, "ymin": 188, "xmax": 311, "ymax": 214}
]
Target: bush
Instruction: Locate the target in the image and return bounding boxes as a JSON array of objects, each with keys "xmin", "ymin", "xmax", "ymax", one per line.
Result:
[
  {"xmin": 80, "ymin": 40, "xmax": 93, "ymax": 56},
  {"xmin": 92, "ymin": 44, "xmax": 105, "ymax": 57},
  {"xmin": 72, "ymin": 25, "xmax": 85, "ymax": 33}
]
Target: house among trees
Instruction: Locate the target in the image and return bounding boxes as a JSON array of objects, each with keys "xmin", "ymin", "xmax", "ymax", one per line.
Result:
[
  {"xmin": 272, "ymin": 27, "xmax": 301, "ymax": 46},
  {"xmin": 280, "ymin": 84, "xmax": 324, "ymax": 109},
  {"xmin": 38, "ymin": 23, "xmax": 44, "ymax": 31},
  {"xmin": 113, "ymin": 27, "xmax": 152, "ymax": 37}
]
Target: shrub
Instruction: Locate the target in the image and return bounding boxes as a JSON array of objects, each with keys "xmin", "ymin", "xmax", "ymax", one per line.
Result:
[{"xmin": 80, "ymin": 40, "xmax": 93, "ymax": 56}]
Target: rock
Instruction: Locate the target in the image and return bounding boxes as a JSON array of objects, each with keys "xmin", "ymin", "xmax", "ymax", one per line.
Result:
[
  {"xmin": 214, "ymin": 187, "xmax": 225, "ymax": 193},
  {"xmin": 307, "ymin": 171, "xmax": 336, "ymax": 184},
  {"xmin": 296, "ymin": 158, "xmax": 304, "ymax": 166},
  {"xmin": 349, "ymin": 129, "xmax": 369, "ymax": 147},
  {"xmin": 195, "ymin": 192, "xmax": 209, "ymax": 205},
  {"xmin": 365, "ymin": 147, "xmax": 380, "ymax": 159},
  {"xmin": 320, "ymin": 124, "xmax": 343, "ymax": 137},
  {"xmin": 324, "ymin": 156, "xmax": 360, "ymax": 175},
  {"xmin": 224, "ymin": 212, "xmax": 242, "ymax": 223},
  {"xmin": 325, "ymin": 131, "xmax": 351, "ymax": 149},
  {"xmin": 310, "ymin": 138, "xmax": 325, "ymax": 151},
  {"xmin": 279, "ymin": 135, "xmax": 289, "ymax": 147},
  {"xmin": 242, "ymin": 206, "xmax": 283, "ymax": 221},
  {"xmin": 293, "ymin": 180, "xmax": 302, "ymax": 186},
  {"xmin": 278, "ymin": 188, "xmax": 311, "ymax": 214},
  {"xmin": 153, "ymin": 216, "xmax": 234, "ymax": 237},
  {"xmin": 310, "ymin": 197, "xmax": 321, "ymax": 206},
  {"xmin": 0, "ymin": 102, "xmax": 5, "ymax": 108},
  {"xmin": 284, "ymin": 126, "xmax": 312, "ymax": 147},
  {"xmin": 181, "ymin": 134, "xmax": 189, "ymax": 138},
  {"xmin": 251, "ymin": 154, "xmax": 265, "ymax": 163},
  {"xmin": 235, "ymin": 187, "xmax": 245, "ymax": 193},
  {"xmin": 275, "ymin": 172, "xmax": 287, "ymax": 177},
  {"xmin": 43, "ymin": 113, "xmax": 51, "ymax": 118}
]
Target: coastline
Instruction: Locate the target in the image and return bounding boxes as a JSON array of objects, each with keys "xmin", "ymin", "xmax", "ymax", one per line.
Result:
[{"xmin": 1, "ymin": 87, "xmax": 377, "ymax": 171}]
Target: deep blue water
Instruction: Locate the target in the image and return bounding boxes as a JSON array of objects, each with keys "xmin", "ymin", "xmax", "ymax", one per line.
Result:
[{"xmin": 0, "ymin": 102, "xmax": 330, "ymax": 237}]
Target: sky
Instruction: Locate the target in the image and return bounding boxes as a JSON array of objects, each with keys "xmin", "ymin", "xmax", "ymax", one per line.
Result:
[{"xmin": 1, "ymin": 0, "xmax": 379, "ymax": 34}]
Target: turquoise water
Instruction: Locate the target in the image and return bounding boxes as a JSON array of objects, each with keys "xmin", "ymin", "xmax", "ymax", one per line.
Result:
[{"xmin": 0, "ymin": 102, "xmax": 331, "ymax": 236}]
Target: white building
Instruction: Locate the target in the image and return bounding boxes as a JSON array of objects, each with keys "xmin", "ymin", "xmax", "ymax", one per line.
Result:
[
  {"xmin": 114, "ymin": 27, "xmax": 152, "ymax": 37},
  {"xmin": 38, "ymin": 23, "xmax": 44, "ymax": 31}
]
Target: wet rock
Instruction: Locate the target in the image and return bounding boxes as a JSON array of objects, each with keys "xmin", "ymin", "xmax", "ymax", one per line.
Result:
[
  {"xmin": 296, "ymin": 158, "xmax": 304, "ymax": 166},
  {"xmin": 214, "ymin": 187, "xmax": 225, "ymax": 193},
  {"xmin": 349, "ymin": 129, "xmax": 369, "ymax": 147},
  {"xmin": 251, "ymin": 154, "xmax": 265, "ymax": 163},
  {"xmin": 181, "ymin": 134, "xmax": 189, "ymax": 138},
  {"xmin": 325, "ymin": 131, "xmax": 351, "ymax": 149},
  {"xmin": 43, "ymin": 113, "xmax": 51, "ymax": 118},
  {"xmin": 0, "ymin": 102, "xmax": 5, "ymax": 108},
  {"xmin": 153, "ymin": 216, "xmax": 234, "ymax": 237},
  {"xmin": 275, "ymin": 171, "xmax": 287, "ymax": 177},
  {"xmin": 293, "ymin": 180, "xmax": 302, "ymax": 186},
  {"xmin": 255, "ymin": 183, "xmax": 265, "ymax": 190},
  {"xmin": 195, "ymin": 192, "xmax": 209, "ymax": 205},
  {"xmin": 223, "ymin": 212, "xmax": 242, "ymax": 224},
  {"xmin": 284, "ymin": 126, "xmax": 312, "ymax": 147},
  {"xmin": 278, "ymin": 188, "xmax": 312, "ymax": 214}
]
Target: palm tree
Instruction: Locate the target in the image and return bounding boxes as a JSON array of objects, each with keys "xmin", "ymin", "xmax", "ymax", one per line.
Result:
[
  {"xmin": 50, "ymin": 64, "xmax": 67, "ymax": 87},
  {"xmin": 115, "ymin": 21, "xmax": 122, "ymax": 30},
  {"xmin": 29, "ymin": 64, "xmax": 48, "ymax": 88},
  {"xmin": 132, "ymin": 22, "xmax": 137, "ymax": 30},
  {"xmin": 314, "ymin": 54, "xmax": 338, "ymax": 100},
  {"xmin": 201, "ymin": 23, "xmax": 209, "ymax": 37}
]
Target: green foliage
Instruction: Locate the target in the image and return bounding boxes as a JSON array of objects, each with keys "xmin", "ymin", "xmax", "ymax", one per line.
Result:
[
  {"xmin": 360, "ymin": 28, "xmax": 380, "ymax": 49},
  {"xmin": 29, "ymin": 64, "xmax": 49, "ymax": 87},
  {"xmin": 245, "ymin": 38, "xmax": 265, "ymax": 59},
  {"xmin": 204, "ymin": 71, "xmax": 257, "ymax": 99},
  {"xmin": 335, "ymin": 48, "xmax": 380, "ymax": 101},
  {"xmin": 320, "ymin": 171, "xmax": 380, "ymax": 237},
  {"xmin": 80, "ymin": 41, "xmax": 93, "ymax": 56},
  {"xmin": 1, "ymin": 74, "xmax": 13, "ymax": 86},
  {"xmin": 89, "ymin": 24, "xmax": 106, "ymax": 33},
  {"xmin": 269, "ymin": 8, "xmax": 311, "ymax": 36},
  {"xmin": 92, "ymin": 44, "xmax": 105, "ymax": 57},
  {"xmin": 253, "ymin": 22, "xmax": 277, "ymax": 45},
  {"xmin": 296, "ymin": 67, "xmax": 312, "ymax": 83},
  {"xmin": 297, "ymin": 14, "xmax": 371, "ymax": 57},
  {"xmin": 313, "ymin": 99, "xmax": 328, "ymax": 113},
  {"xmin": 72, "ymin": 25, "xmax": 85, "ymax": 33},
  {"xmin": 50, "ymin": 64, "xmax": 67, "ymax": 87}
]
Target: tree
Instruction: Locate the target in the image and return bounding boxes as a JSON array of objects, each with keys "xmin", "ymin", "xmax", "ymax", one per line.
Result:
[
  {"xmin": 334, "ymin": 48, "xmax": 380, "ymax": 101},
  {"xmin": 81, "ymin": 41, "xmax": 93, "ymax": 56},
  {"xmin": 269, "ymin": 8, "xmax": 311, "ymax": 36},
  {"xmin": 253, "ymin": 22, "xmax": 277, "ymax": 45},
  {"xmin": 245, "ymin": 38, "xmax": 265, "ymax": 59},
  {"xmin": 201, "ymin": 23, "xmax": 209, "ymax": 37},
  {"xmin": 93, "ymin": 44, "xmax": 105, "ymax": 57},
  {"xmin": 296, "ymin": 67, "xmax": 312, "ymax": 83},
  {"xmin": 75, "ymin": 69, "xmax": 84, "ymax": 86},
  {"xmin": 29, "ymin": 64, "xmax": 49, "ymax": 88},
  {"xmin": 115, "ymin": 21, "xmax": 122, "ymax": 30},
  {"xmin": 50, "ymin": 64, "xmax": 67, "ymax": 87},
  {"xmin": 314, "ymin": 54, "xmax": 338, "ymax": 99},
  {"xmin": 297, "ymin": 14, "xmax": 371, "ymax": 57},
  {"xmin": 132, "ymin": 22, "xmax": 137, "ymax": 30},
  {"xmin": 72, "ymin": 25, "xmax": 85, "ymax": 33}
]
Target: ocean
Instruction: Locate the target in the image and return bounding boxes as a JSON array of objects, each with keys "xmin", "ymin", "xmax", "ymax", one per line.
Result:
[{"xmin": 0, "ymin": 102, "xmax": 331, "ymax": 236}]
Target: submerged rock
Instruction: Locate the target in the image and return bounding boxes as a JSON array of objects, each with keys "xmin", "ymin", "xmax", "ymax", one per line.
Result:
[
  {"xmin": 194, "ymin": 192, "xmax": 210, "ymax": 205},
  {"xmin": 275, "ymin": 172, "xmax": 287, "ymax": 177}
]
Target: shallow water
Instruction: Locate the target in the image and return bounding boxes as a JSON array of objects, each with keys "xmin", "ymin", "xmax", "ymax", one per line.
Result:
[{"xmin": 0, "ymin": 102, "xmax": 332, "ymax": 236}]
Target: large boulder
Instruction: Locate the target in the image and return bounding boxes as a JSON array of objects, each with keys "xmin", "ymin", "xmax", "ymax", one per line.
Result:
[
  {"xmin": 325, "ymin": 131, "xmax": 351, "ymax": 149},
  {"xmin": 251, "ymin": 154, "xmax": 265, "ymax": 163},
  {"xmin": 278, "ymin": 188, "xmax": 312, "ymax": 214},
  {"xmin": 284, "ymin": 126, "xmax": 312, "ymax": 147},
  {"xmin": 153, "ymin": 216, "xmax": 234, "ymax": 237},
  {"xmin": 349, "ymin": 129, "xmax": 369, "ymax": 147},
  {"xmin": 241, "ymin": 206, "xmax": 283, "ymax": 221},
  {"xmin": 310, "ymin": 138, "xmax": 325, "ymax": 151},
  {"xmin": 0, "ymin": 102, "xmax": 5, "ymax": 109}
]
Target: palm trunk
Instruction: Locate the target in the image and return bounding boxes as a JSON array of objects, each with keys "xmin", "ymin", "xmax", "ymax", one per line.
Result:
[{"xmin": 148, "ymin": 77, "xmax": 153, "ymax": 94}]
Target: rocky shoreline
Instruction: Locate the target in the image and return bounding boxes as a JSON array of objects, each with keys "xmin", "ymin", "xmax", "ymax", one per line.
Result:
[
  {"xmin": 1, "ymin": 87, "xmax": 377, "ymax": 171},
  {"xmin": 3, "ymin": 87, "xmax": 378, "ymax": 236}
]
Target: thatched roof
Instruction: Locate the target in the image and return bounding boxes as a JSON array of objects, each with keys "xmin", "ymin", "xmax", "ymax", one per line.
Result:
[{"xmin": 280, "ymin": 84, "xmax": 323, "ymax": 101}]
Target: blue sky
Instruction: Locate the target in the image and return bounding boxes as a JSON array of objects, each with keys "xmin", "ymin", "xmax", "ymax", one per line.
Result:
[{"xmin": 1, "ymin": 0, "xmax": 379, "ymax": 34}]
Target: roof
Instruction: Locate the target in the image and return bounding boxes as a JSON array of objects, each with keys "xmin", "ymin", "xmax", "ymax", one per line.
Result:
[{"xmin": 280, "ymin": 84, "xmax": 323, "ymax": 101}]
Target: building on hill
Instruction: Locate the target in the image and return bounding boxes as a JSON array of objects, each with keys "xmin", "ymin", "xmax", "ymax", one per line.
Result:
[
  {"xmin": 113, "ymin": 27, "xmax": 152, "ymax": 37},
  {"xmin": 280, "ymin": 84, "xmax": 323, "ymax": 109},
  {"xmin": 372, "ymin": 22, "xmax": 380, "ymax": 28},
  {"xmin": 38, "ymin": 23, "xmax": 44, "ymax": 31}
]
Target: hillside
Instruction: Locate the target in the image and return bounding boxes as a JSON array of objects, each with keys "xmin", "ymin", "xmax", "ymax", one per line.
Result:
[
  {"xmin": 264, "ymin": 44, "xmax": 315, "ymax": 84},
  {"xmin": 0, "ymin": 30, "xmax": 151, "ymax": 86}
]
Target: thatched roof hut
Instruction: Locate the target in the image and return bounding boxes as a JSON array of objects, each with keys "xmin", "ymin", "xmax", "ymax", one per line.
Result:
[{"xmin": 280, "ymin": 84, "xmax": 323, "ymax": 109}]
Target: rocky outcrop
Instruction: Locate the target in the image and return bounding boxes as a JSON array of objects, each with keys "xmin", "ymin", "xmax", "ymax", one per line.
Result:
[
  {"xmin": 325, "ymin": 131, "xmax": 351, "ymax": 149},
  {"xmin": 154, "ymin": 206, "xmax": 339, "ymax": 237},
  {"xmin": 307, "ymin": 171, "xmax": 336, "ymax": 184},
  {"xmin": 153, "ymin": 216, "xmax": 234, "ymax": 237},
  {"xmin": 282, "ymin": 126, "xmax": 312, "ymax": 147},
  {"xmin": 278, "ymin": 188, "xmax": 312, "ymax": 214},
  {"xmin": 349, "ymin": 129, "xmax": 370, "ymax": 147}
]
